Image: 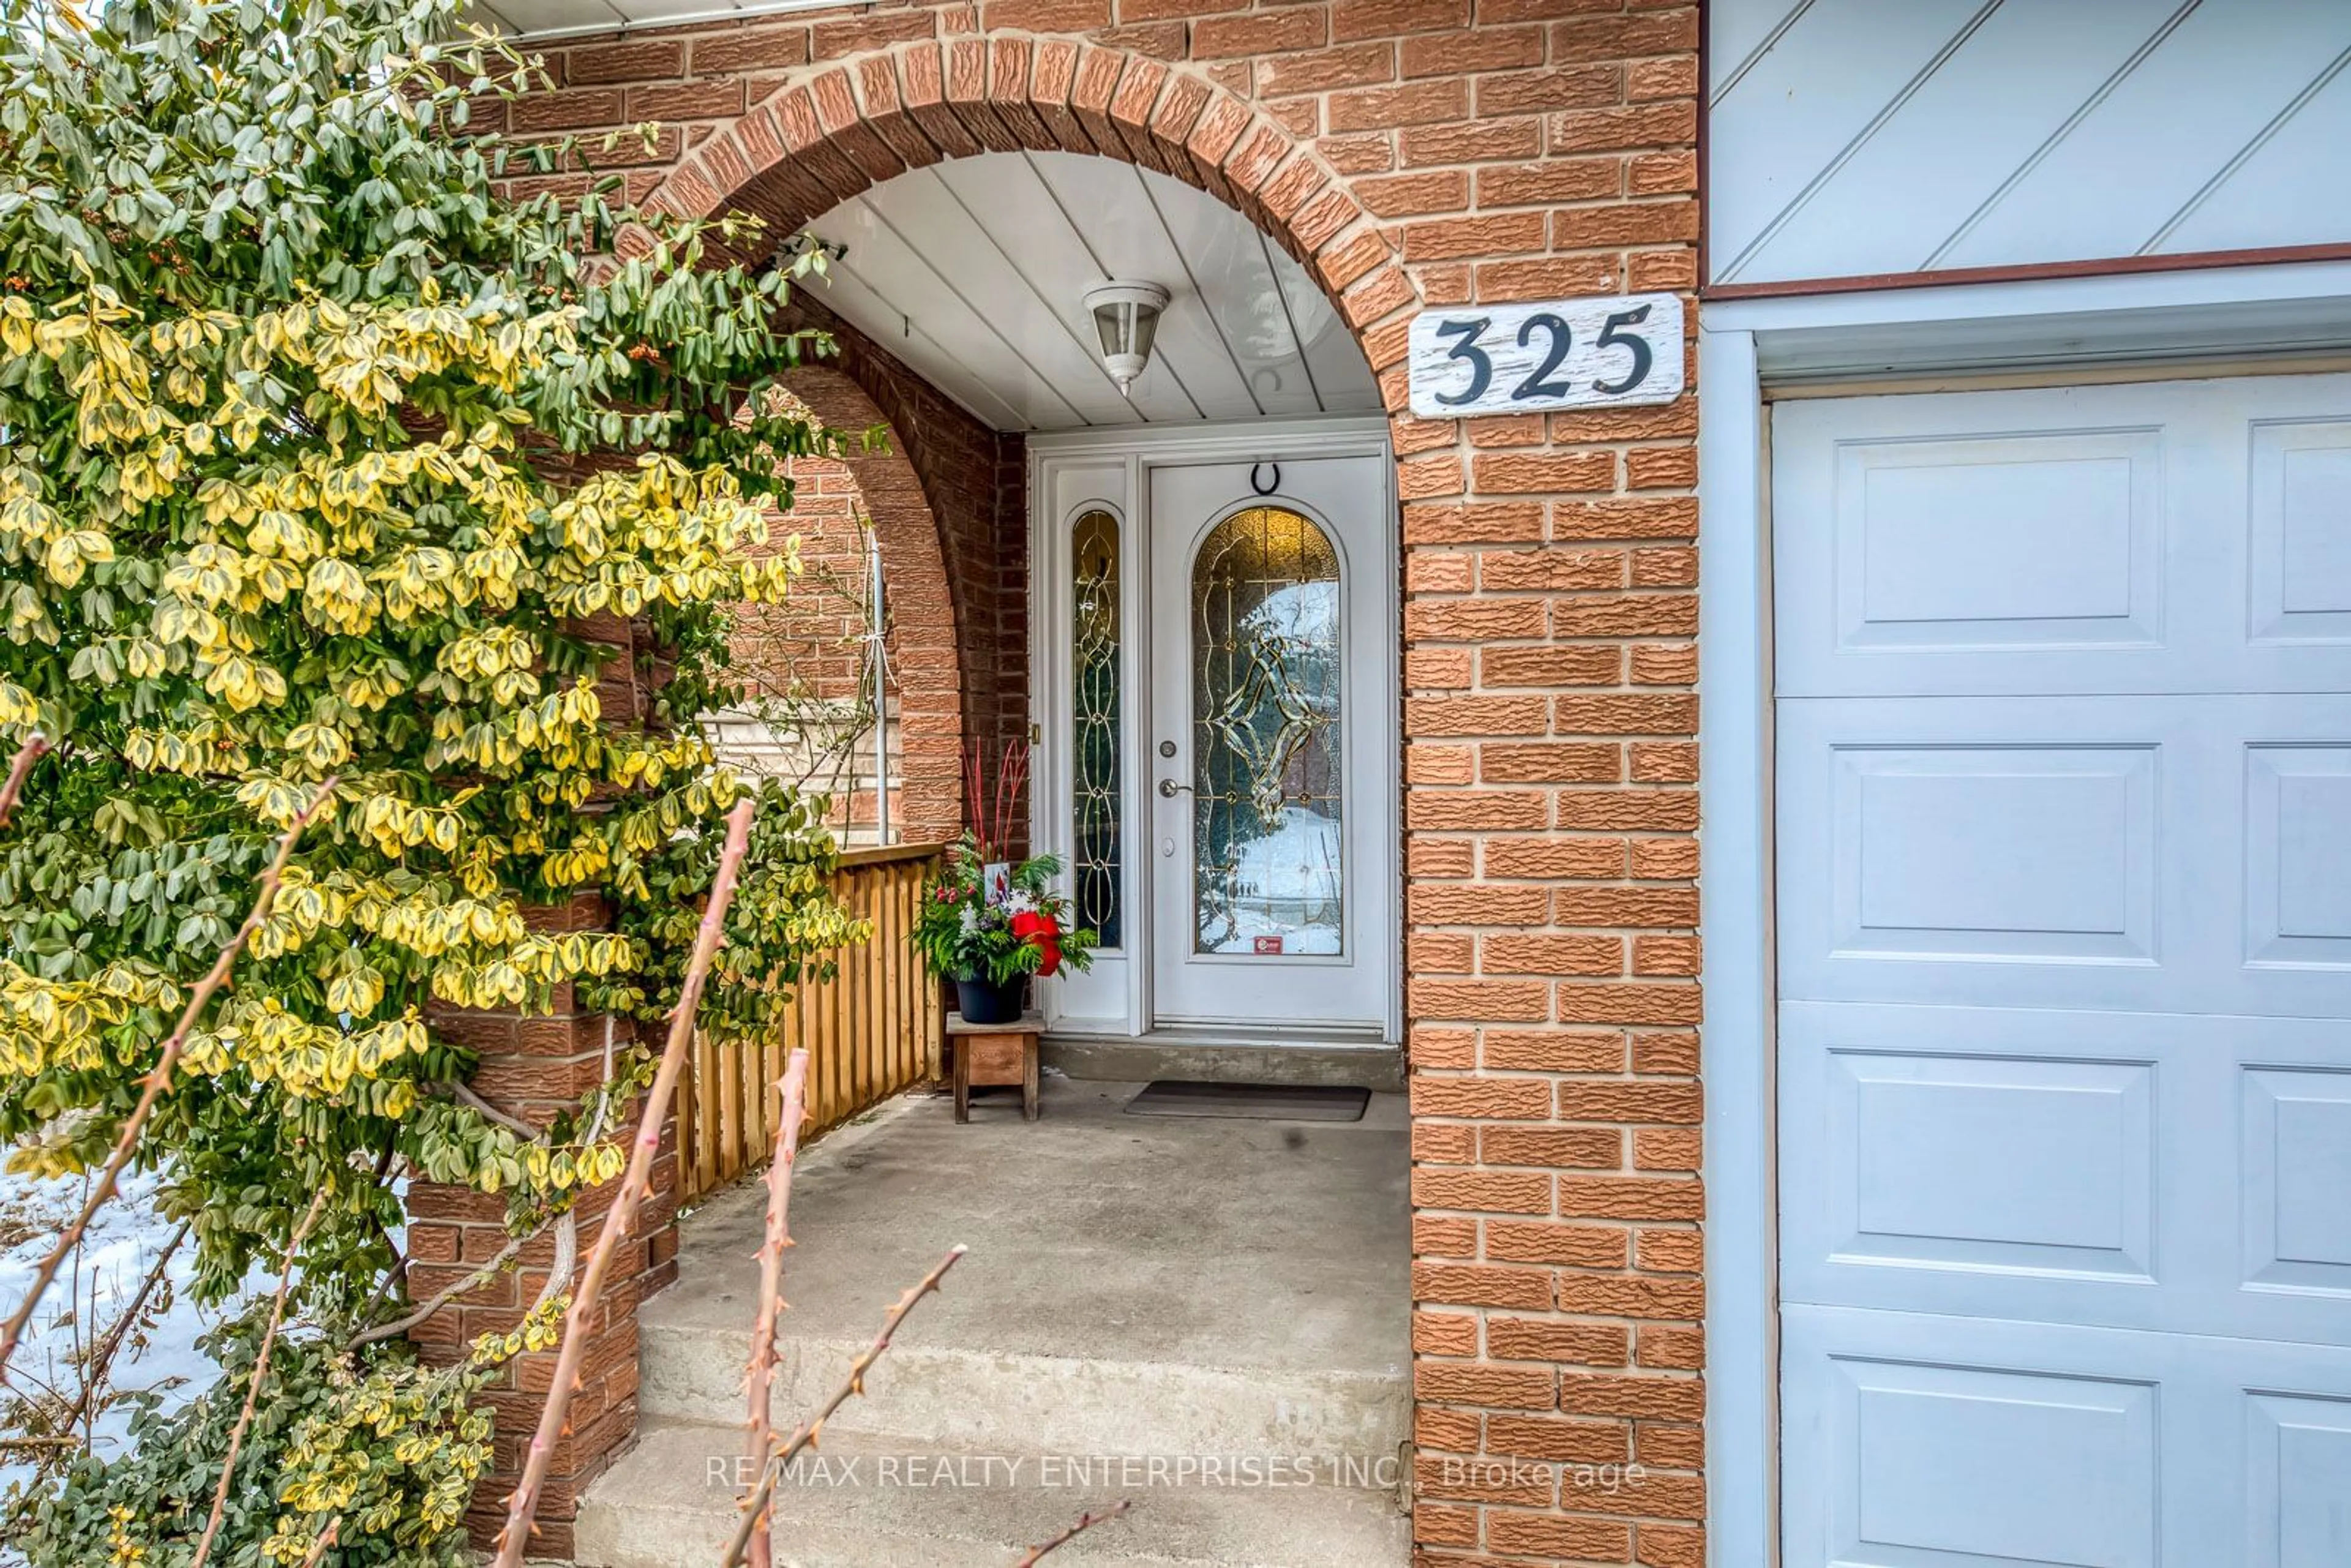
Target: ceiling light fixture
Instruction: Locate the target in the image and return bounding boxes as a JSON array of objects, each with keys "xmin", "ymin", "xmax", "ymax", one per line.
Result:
[{"xmin": 1082, "ymin": 280, "xmax": 1170, "ymax": 397}]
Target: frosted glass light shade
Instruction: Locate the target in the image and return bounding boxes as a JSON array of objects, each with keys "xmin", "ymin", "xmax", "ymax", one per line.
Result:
[{"xmin": 1082, "ymin": 280, "xmax": 1169, "ymax": 394}]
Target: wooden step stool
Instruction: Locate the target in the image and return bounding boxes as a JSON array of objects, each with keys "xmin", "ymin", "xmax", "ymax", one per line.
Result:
[{"xmin": 948, "ymin": 1010, "xmax": 1042, "ymax": 1123}]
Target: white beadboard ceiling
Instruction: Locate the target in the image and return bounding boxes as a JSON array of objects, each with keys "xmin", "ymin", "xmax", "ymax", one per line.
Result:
[
  {"xmin": 473, "ymin": 0, "xmax": 833, "ymax": 43},
  {"xmin": 1709, "ymin": 0, "xmax": 2351, "ymax": 287},
  {"xmin": 798, "ymin": 151, "xmax": 1382, "ymax": 433}
]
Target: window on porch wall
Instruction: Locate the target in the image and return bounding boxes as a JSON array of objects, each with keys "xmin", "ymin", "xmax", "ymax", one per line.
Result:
[{"xmin": 1071, "ymin": 508, "xmax": 1122, "ymax": 950}]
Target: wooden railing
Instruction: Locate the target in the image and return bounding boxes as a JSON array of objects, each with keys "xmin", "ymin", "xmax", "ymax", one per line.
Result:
[{"xmin": 677, "ymin": 842, "xmax": 945, "ymax": 1201}]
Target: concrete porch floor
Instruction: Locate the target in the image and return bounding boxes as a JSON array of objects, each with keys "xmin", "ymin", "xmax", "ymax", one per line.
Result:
[{"xmin": 574, "ymin": 1076, "xmax": 1412, "ymax": 1567}]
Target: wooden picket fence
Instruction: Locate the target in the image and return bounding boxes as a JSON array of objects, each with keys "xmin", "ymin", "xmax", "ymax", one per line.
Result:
[{"xmin": 677, "ymin": 841, "xmax": 946, "ymax": 1201}]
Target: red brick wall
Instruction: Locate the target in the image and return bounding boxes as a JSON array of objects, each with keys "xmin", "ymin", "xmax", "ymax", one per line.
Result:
[
  {"xmin": 406, "ymin": 896, "xmax": 675, "ymax": 1557},
  {"xmin": 726, "ymin": 370, "xmax": 977, "ymax": 844},
  {"xmin": 735, "ymin": 443, "xmax": 868, "ymax": 702},
  {"xmin": 779, "ymin": 307, "xmax": 1030, "ymax": 848},
  {"xmin": 492, "ymin": 7, "xmax": 1704, "ymax": 1564}
]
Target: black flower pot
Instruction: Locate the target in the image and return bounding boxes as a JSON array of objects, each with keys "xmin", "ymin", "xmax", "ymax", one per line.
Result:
[{"xmin": 954, "ymin": 973, "xmax": 1027, "ymax": 1025}]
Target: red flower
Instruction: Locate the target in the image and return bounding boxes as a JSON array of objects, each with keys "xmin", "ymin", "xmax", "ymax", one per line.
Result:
[{"xmin": 1010, "ymin": 910, "xmax": 1063, "ymax": 977}]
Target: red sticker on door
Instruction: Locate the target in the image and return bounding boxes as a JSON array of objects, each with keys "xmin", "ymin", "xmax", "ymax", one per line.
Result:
[{"xmin": 1253, "ymin": 935, "xmax": 1284, "ymax": 955}]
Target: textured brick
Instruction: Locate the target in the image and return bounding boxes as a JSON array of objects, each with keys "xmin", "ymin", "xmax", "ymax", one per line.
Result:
[
  {"xmin": 1414, "ymin": 1167, "xmax": 1554, "ymax": 1214},
  {"xmin": 1333, "ymin": 0, "xmax": 1469, "ymax": 39},
  {"xmin": 1481, "ymin": 743, "xmax": 1621, "ymax": 784},
  {"xmin": 1415, "ymin": 1260, "xmax": 1556, "ymax": 1311},
  {"xmin": 1414, "ymin": 1075, "xmax": 1555, "ymax": 1120},
  {"xmin": 1417, "ymin": 1361, "xmax": 1558, "ymax": 1409},
  {"xmin": 1557, "ymin": 981, "xmax": 1702, "ymax": 1027},
  {"xmin": 1480, "ymin": 157, "xmax": 1623, "ymax": 206},
  {"xmin": 1488, "ymin": 1414, "xmax": 1633, "ymax": 1463},
  {"xmin": 1484, "ymin": 838, "xmax": 1628, "ymax": 880},
  {"xmin": 1485, "ymin": 1216, "xmax": 1629, "ymax": 1261},
  {"xmin": 1484, "ymin": 933, "xmax": 1624, "ymax": 975}
]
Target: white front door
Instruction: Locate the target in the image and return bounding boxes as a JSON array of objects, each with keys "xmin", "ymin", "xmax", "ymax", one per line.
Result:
[
  {"xmin": 1145, "ymin": 457, "xmax": 1392, "ymax": 1031},
  {"xmin": 1772, "ymin": 373, "xmax": 2351, "ymax": 1565}
]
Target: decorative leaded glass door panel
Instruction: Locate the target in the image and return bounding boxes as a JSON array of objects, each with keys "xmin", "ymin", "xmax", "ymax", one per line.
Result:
[{"xmin": 1148, "ymin": 458, "xmax": 1393, "ymax": 1032}]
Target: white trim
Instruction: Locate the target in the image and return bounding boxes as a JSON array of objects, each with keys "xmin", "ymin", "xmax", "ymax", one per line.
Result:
[
  {"xmin": 1695, "ymin": 257, "xmax": 2351, "ymax": 1568},
  {"xmin": 480, "ymin": 0, "xmax": 842, "ymax": 43},
  {"xmin": 1706, "ymin": 258, "xmax": 2351, "ymax": 384},
  {"xmin": 1027, "ymin": 415, "xmax": 1401, "ymax": 1045},
  {"xmin": 1025, "ymin": 413, "xmax": 1394, "ymax": 463},
  {"xmin": 1697, "ymin": 323, "xmax": 1773, "ymax": 1568}
]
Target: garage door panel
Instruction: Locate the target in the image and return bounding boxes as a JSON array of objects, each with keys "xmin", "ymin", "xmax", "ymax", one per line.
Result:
[
  {"xmin": 1828, "ymin": 426, "xmax": 2162, "ymax": 656},
  {"xmin": 1785, "ymin": 1305, "xmax": 2351, "ymax": 1568},
  {"xmin": 2250, "ymin": 418, "xmax": 2351, "ymax": 648},
  {"xmin": 1775, "ymin": 375, "xmax": 2351, "ymax": 698},
  {"xmin": 2245, "ymin": 745, "xmax": 2351, "ymax": 969},
  {"xmin": 2243, "ymin": 1066, "xmax": 2351, "ymax": 1298},
  {"xmin": 1783, "ymin": 1001, "xmax": 2351, "ymax": 1348},
  {"xmin": 1808, "ymin": 1041, "xmax": 2158, "ymax": 1283},
  {"xmin": 1800, "ymin": 1349, "xmax": 2160, "ymax": 1568},
  {"xmin": 2247, "ymin": 1391, "xmax": 2351, "ymax": 1568},
  {"xmin": 1831, "ymin": 740, "xmax": 2158, "ymax": 964},
  {"xmin": 1779, "ymin": 695, "xmax": 2351, "ymax": 1018}
]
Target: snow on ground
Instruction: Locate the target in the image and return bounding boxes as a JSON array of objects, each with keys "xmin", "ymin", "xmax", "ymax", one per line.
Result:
[
  {"xmin": 1203, "ymin": 806, "xmax": 1344, "ymax": 955},
  {"xmin": 0, "ymin": 1166, "xmax": 236, "ymax": 1514}
]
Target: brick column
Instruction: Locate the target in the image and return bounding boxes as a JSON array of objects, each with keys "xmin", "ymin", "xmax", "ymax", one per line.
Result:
[
  {"xmin": 1392, "ymin": 12, "xmax": 1709, "ymax": 1566},
  {"xmin": 405, "ymin": 925, "xmax": 680, "ymax": 1556}
]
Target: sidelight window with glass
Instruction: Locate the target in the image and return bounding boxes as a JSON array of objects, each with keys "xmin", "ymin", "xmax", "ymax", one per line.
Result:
[{"xmin": 1070, "ymin": 509, "xmax": 1123, "ymax": 951}]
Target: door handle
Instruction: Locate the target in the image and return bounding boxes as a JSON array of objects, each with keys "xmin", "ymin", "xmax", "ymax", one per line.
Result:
[{"xmin": 1157, "ymin": 779, "xmax": 1193, "ymax": 798}]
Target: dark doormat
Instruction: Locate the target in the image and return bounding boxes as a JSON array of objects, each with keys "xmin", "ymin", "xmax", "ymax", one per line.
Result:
[{"xmin": 1123, "ymin": 1080, "xmax": 1370, "ymax": 1122}]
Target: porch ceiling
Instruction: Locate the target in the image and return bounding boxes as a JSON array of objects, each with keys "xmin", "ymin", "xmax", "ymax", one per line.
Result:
[{"xmin": 800, "ymin": 151, "xmax": 1384, "ymax": 433}]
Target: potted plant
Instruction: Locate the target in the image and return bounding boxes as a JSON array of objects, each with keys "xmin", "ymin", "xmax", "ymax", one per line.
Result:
[{"xmin": 915, "ymin": 833, "xmax": 1097, "ymax": 1023}]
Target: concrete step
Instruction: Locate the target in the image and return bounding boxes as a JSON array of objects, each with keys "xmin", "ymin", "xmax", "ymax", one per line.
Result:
[
  {"xmin": 572, "ymin": 1422, "xmax": 1412, "ymax": 1568},
  {"xmin": 637, "ymin": 1318, "xmax": 1411, "ymax": 1458}
]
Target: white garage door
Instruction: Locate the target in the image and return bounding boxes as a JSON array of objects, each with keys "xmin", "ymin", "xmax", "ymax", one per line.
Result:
[{"xmin": 1774, "ymin": 373, "xmax": 2351, "ymax": 1567}]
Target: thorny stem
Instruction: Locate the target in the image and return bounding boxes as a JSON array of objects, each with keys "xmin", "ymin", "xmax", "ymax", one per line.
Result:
[
  {"xmin": 492, "ymin": 798, "xmax": 758, "ymax": 1568},
  {"xmin": 743, "ymin": 1048, "xmax": 811, "ymax": 1568},
  {"xmin": 1014, "ymin": 1499, "xmax": 1136, "ymax": 1566},
  {"xmin": 719, "ymin": 1244, "xmax": 967, "ymax": 1568},
  {"xmin": 189, "ymin": 1184, "xmax": 331, "ymax": 1568},
  {"xmin": 298, "ymin": 1516, "xmax": 342, "ymax": 1568},
  {"xmin": 0, "ymin": 733, "xmax": 47, "ymax": 827},
  {"xmin": 0, "ymin": 782, "xmax": 334, "ymax": 1383}
]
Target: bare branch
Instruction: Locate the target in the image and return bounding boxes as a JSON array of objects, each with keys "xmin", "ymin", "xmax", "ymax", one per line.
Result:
[
  {"xmin": 190, "ymin": 1184, "xmax": 331, "ymax": 1568},
  {"xmin": 0, "ymin": 782, "xmax": 334, "ymax": 1382},
  {"xmin": 346, "ymin": 1231, "xmax": 527, "ymax": 1351},
  {"xmin": 742, "ymin": 1048, "xmax": 810, "ymax": 1568},
  {"xmin": 444, "ymin": 1079, "xmax": 541, "ymax": 1139},
  {"xmin": 0, "ymin": 732, "xmax": 47, "ymax": 827},
  {"xmin": 1013, "ymin": 1499, "xmax": 1135, "ymax": 1566},
  {"xmin": 298, "ymin": 1516, "xmax": 342, "ymax": 1568},
  {"xmin": 59, "ymin": 1218, "xmax": 192, "ymax": 1435},
  {"xmin": 719, "ymin": 1244, "xmax": 967, "ymax": 1568},
  {"xmin": 492, "ymin": 798, "xmax": 759, "ymax": 1568}
]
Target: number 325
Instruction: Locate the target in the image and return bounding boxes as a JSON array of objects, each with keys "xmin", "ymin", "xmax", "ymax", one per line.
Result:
[{"xmin": 1433, "ymin": 303, "xmax": 1655, "ymax": 407}]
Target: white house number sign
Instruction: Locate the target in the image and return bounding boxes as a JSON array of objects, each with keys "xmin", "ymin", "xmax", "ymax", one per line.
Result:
[{"xmin": 1406, "ymin": 292, "xmax": 1685, "ymax": 419}]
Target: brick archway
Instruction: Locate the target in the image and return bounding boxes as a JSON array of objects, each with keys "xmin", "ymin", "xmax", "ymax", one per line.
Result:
[
  {"xmin": 636, "ymin": 33, "xmax": 1421, "ymax": 408},
  {"xmin": 634, "ymin": 31, "xmax": 1427, "ymax": 850}
]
